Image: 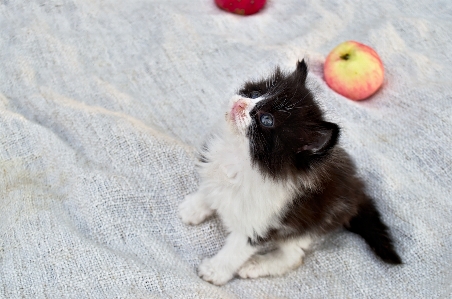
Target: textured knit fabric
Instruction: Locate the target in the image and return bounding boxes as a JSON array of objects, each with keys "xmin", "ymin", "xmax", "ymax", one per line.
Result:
[{"xmin": 0, "ymin": 0, "xmax": 451, "ymax": 298}]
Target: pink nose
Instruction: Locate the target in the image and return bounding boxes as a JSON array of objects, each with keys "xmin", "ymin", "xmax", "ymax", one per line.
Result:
[{"xmin": 231, "ymin": 99, "xmax": 248, "ymax": 119}]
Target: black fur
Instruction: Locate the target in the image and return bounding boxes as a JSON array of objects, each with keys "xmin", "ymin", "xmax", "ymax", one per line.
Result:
[
  {"xmin": 240, "ymin": 60, "xmax": 401, "ymax": 264},
  {"xmin": 346, "ymin": 199, "xmax": 402, "ymax": 264}
]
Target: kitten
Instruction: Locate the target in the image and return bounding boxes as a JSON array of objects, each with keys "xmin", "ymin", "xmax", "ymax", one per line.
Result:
[{"xmin": 179, "ymin": 60, "xmax": 402, "ymax": 285}]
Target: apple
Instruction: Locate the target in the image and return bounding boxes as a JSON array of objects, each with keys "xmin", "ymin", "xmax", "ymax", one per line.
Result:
[
  {"xmin": 324, "ymin": 41, "xmax": 384, "ymax": 101},
  {"xmin": 215, "ymin": 0, "xmax": 266, "ymax": 16}
]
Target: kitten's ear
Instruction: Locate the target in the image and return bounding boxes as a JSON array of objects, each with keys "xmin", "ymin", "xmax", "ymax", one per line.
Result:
[
  {"xmin": 295, "ymin": 60, "xmax": 308, "ymax": 83},
  {"xmin": 299, "ymin": 121, "xmax": 340, "ymax": 156},
  {"xmin": 295, "ymin": 121, "xmax": 339, "ymax": 169}
]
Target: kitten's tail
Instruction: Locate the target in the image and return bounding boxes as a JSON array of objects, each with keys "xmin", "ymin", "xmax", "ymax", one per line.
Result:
[{"xmin": 345, "ymin": 199, "xmax": 402, "ymax": 264}]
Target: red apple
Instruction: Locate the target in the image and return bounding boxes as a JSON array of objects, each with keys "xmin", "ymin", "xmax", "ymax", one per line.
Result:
[
  {"xmin": 324, "ymin": 41, "xmax": 384, "ymax": 101},
  {"xmin": 215, "ymin": 0, "xmax": 266, "ymax": 16}
]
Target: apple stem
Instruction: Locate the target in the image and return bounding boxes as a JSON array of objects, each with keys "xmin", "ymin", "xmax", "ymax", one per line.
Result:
[{"xmin": 340, "ymin": 53, "xmax": 350, "ymax": 60}]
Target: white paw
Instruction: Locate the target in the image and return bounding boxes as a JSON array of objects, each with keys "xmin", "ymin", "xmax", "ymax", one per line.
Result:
[
  {"xmin": 198, "ymin": 258, "xmax": 234, "ymax": 286},
  {"xmin": 238, "ymin": 251, "xmax": 304, "ymax": 279},
  {"xmin": 237, "ymin": 255, "xmax": 268, "ymax": 279},
  {"xmin": 178, "ymin": 193, "xmax": 213, "ymax": 225}
]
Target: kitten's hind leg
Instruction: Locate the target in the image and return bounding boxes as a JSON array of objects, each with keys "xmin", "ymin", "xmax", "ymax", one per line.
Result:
[
  {"xmin": 238, "ymin": 236, "xmax": 313, "ymax": 279},
  {"xmin": 199, "ymin": 232, "xmax": 257, "ymax": 285},
  {"xmin": 178, "ymin": 191, "xmax": 214, "ymax": 225}
]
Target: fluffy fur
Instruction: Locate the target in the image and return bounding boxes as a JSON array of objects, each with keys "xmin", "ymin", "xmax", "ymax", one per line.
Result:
[{"xmin": 179, "ymin": 60, "xmax": 401, "ymax": 285}]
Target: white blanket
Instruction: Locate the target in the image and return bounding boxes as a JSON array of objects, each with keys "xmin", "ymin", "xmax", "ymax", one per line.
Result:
[{"xmin": 1, "ymin": 0, "xmax": 451, "ymax": 298}]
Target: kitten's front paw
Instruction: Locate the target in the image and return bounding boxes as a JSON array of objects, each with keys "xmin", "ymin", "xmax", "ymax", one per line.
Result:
[
  {"xmin": 198, "ymin": 258, "xmax": 234, "ymax": 286},
  {"xmin": 178, "ymin": 193, "xmax": 213, "ymax": 225}
]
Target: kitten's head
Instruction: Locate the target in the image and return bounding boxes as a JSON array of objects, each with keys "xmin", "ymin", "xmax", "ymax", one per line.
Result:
[{"xmin": 226, "ymin": 60, "xmax": 340, "ymax": 180}]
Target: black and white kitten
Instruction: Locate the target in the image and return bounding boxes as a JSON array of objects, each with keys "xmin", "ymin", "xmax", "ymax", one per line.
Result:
[{"xmin": 179, "ymin": 60, "xmax": 401, "ymax": 285}]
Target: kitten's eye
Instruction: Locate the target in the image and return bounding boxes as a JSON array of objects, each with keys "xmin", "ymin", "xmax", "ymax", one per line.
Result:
[
  {"xmin": 250, "ymin": 91, "xmax": 261, "ymax": 99},
  {"xmin": 259, "ymin": 113, "xmax": 274, "ymax": 127}
]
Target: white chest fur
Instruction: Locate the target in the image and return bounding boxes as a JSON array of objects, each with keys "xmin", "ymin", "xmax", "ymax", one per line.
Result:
[{"xmin": 197, "ymin": 129, "xmax": 295, "ymax": 239}]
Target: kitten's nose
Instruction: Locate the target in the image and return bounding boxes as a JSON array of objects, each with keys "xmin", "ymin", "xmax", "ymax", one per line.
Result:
[{"xmin": 231, "ymin": 99, "xmax": 249, "ymax": 119}]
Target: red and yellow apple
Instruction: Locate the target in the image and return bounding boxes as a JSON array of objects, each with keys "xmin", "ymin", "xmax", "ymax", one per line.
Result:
[
  {"xmin": 324, "ymin": 41, "xmax": 384, "ymax": 101},
  {"xmin": 215, "ymin": 0, "xmax": 266, "ymax": 16}
]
